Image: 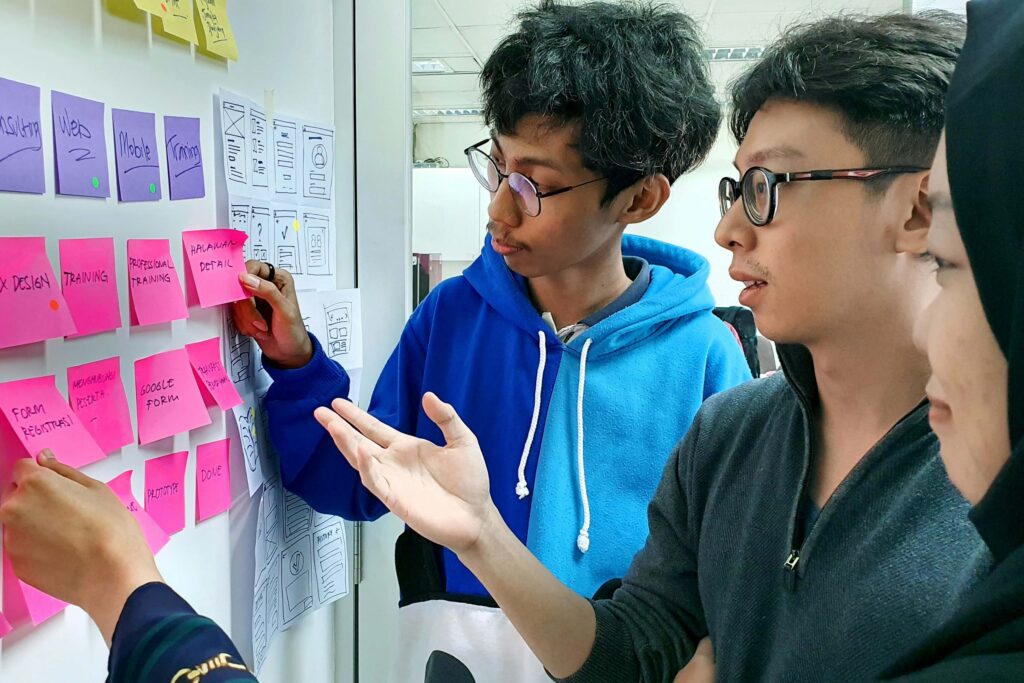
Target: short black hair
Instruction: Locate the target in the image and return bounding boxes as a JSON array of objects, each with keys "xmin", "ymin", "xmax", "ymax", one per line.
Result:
[
  {"xmin": 729, "ymin": 12, "xmax": 965, "ymax": 174},
  {"xmin": 481, "ymin": 0, "xmax": 720, "ymax": 202}
]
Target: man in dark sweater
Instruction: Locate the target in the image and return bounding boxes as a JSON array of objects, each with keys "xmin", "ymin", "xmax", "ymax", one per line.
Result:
[{"xmin": 315, "ymin": 12, "xmax": 992, "ymax": 683}]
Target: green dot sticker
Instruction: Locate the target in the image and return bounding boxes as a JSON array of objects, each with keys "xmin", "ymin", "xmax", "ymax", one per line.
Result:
[
  {"xmin": 91, "ymin": 177, "xmax": 100, "ymax": 189},
  {"xmin": 149, "ymin": 183, "xmax": 157, "ymax": 194}
]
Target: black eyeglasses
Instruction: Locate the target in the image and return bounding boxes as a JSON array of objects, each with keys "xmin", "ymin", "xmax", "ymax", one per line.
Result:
[
  {"xmin": 719, "ymin": 166, "xmax": 930, "ymax": 227},
  {"xmin": 464, "ymin": 139, "xmax": 605, "ymax": 217}
]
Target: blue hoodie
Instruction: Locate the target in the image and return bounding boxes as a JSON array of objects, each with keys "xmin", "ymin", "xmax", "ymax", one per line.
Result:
[{"xmin": 264, "ymin": 234, "xmax": 750, "ymax": 600}]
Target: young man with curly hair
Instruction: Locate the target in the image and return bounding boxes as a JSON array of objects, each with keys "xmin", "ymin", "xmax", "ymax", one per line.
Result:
[{"xmin": 228, "ymin": 2, "xmax": 751, "ymax": 680}]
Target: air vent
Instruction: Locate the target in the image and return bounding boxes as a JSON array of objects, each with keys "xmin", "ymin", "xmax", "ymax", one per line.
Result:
[{"xmin": 703, "ymin": 46, "xmax": 764, "ymax": 62}]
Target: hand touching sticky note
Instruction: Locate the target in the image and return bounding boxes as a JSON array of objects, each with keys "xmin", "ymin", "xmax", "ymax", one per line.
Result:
[
  {"xmin": 107, "ymin": 471, "xmax": 171, "ymax": 554},
  {"xmin": 134, "ymin": 348, "xmax": 212, "ymax": 445},
  {"xmin": 3, "ymin": 551, "xmax": 65, "ymax": 627},
  {"xmin": 127, "ymin": 239, "xmax": 188, "ymax": 326},
  {"xmin": 0, "ymin": 375, "xmax": 105, "ymax": 468},
  {"xmin": 186, "ymin": 337, "xmax": 243, "ymax": 410},
  {"xmin": 59, "ymin": 237, "xmax": 121, "ymax": 337},
  {"xmin": 67, "ymin": 357, "xmax": 134, "ymax": 454},
  {"xmin": 0, "ymin": 237, "xmax": 77, "ymax": 349},
  {"xmin": 181, "ymin": 229, "xmax": 247, "ymax": 307},
  {"xmin": 196, "ymin": 438, "xmax": 231, "ymax": 522},
  {"xmin": 144, "ymin": 451, "xmax": 188, "ymax": 536}
]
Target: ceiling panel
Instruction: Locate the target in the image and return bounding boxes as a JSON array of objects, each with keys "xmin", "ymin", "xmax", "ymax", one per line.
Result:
[
  {"xmin": 412, "ymin": 27, "xmax": 471, "ymax": 59},
  {"xmin": 413, "ymin": 0, "xmax": 913, "ymax": 111},
  {"xmin": 412, "ymin": 0, "xmax": 448, "ymax": 29}
]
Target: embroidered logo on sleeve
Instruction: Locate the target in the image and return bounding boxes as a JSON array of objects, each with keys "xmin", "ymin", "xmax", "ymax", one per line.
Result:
[{"xmin": 171, "ymin": 653, "xmax": 250, "ymax": 682}]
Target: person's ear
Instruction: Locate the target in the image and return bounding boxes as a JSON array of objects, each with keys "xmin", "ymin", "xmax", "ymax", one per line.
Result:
[
  {"xmin": 895, "ymin": 171, "xmax": 932, "ymax": 255},
  {"xmin": 617, "ymin": 174, "xmax": 671, "ymax": 227}
]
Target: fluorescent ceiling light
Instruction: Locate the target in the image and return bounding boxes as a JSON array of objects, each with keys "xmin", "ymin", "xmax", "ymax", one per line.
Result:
[{"xmin": 412, "ymin": 59, "xmax": 455, "ymax": 75}]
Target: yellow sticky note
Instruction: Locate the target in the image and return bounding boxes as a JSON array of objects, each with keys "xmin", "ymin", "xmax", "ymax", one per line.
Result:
[
  {"xmin": 293, "ymin": 219, "xmax": 300, "ymax": 233},
  {"xmin": 196, "ymin": 0, "xmax": 238, "ymax": 61},
  {"xmin": 133, "ymin": 0, "xmax": 165, "ymax": 14},
  {"xmin": 160, "ymin": 0, "xmax": 198, "ymax": 44}
]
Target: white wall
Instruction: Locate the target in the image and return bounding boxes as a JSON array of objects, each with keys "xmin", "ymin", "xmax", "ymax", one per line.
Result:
[{"xmin": 0, "ymin": 2, "xmax": 350, "ymax": 681}]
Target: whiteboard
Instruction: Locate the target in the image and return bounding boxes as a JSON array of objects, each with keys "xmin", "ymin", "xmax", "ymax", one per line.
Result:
[{"xmin": 0, "ymin": 1, "xmax": 353, "ymax": 681}]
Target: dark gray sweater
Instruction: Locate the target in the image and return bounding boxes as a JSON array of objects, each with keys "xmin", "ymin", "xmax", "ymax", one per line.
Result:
[{"xmin": 563, "ymin": 346, "xmax": 991, "ymax": 683}]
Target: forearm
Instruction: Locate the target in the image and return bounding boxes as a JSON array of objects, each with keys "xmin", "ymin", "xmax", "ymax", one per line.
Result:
[{"xmin": 459, "ymin": 507, "xmax": 597, "ymax": 679}]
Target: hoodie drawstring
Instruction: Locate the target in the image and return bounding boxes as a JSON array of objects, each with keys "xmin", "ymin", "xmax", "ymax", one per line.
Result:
[
  {"xmin": 516, "ymin": 330, "xmax": 547, "ymax": 499},
  {"xmin": 576, "ymin": 338, "xmax": 593, "ymax": 554}
]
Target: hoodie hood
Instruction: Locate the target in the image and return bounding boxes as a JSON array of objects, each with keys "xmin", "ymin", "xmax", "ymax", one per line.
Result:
[
  {"xmin": 947, "ymin": 0, "xmax": 1024, "ymax": 564},
  {"xmin": 464, "ymin": 233, "xmax": 716, "ymax": 358}
]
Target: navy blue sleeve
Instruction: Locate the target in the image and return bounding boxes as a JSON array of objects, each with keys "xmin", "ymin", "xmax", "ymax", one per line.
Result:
[
  {"xmin": 263, "ymin": 305, "xmax": 430, "ymax": 520},
  {"xmin": 108, "ymin": 582, "xmax": 256, "ymax": 683}
]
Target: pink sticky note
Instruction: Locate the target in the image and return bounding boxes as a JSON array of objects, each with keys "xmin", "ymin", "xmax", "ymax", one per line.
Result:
[
  {"xmin": 195, "ymin": 438, "xmax": 231, "ymax": 522},
  {"xmin": 144, "ymin": 451, "xmax": 188, "ymax": 535},
  {"xmin": 107, "ymin": 471, "xmax": 170, "ymax": 554},
  {"xmin": 67, "ymin": 357, "xmax": 134, "ymax": 454},
  {"xmin": 3, "ymin": 551, "xmax": 65, "ymax": 627},
  {"xmin": 0, "ymin": 237, "xmax": 77, "ymax": 349},
  {"xmin": 181, "ymin": 229, "xmax": 248, "ymax": 308},
  {"xmin": 0, "ymin": 375, "xmax": 106, "ymax": 468},
  {"xmin": 185, "ymin": 337, "xmax": 243, "ymax": 411},
  {"xmin": 134, "ymin": 349, "xmax": 212, "ymax": 445},
  {"xmin": 127, "ymin": 239, "xmax": 188, "ymax": 326},
  {"xmin": 59, "ymin": 238, "xmax": 121, "ymax": 337},
  {"xmin": 0, "ymin": 611, "xmax": 12, "ymax": 638}
]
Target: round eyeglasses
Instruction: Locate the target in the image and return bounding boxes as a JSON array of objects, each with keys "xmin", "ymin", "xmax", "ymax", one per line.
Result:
[
  {"xmin": 719, "ymin": 166, "xmax": 929, "ymax": 227},
  {"xmin": 464, "ymin": 139, "xmax": 605, "ymax": 217}
]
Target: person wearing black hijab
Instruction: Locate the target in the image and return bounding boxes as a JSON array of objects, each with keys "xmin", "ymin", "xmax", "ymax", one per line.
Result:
[{"xmin": 882, "ymin": 0, "xmax": 1024, "ymax": 679}]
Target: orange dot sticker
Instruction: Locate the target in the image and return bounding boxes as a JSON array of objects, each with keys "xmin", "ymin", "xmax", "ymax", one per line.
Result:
[
  {"xmin": 48, "ymin": 299, "xmax": 59, "ymax": 311},
  {"xmin": 160, "ymin": 2, "xmax": 167, "ymax": 11}
]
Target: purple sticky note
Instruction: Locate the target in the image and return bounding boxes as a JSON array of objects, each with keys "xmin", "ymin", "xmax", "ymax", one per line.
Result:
[
  {"xmin": 164, "ymin": 116, "xmax": 205, "ymax": 200},
  {"xmin": 112, "ymin": 109, "xmax": 161, "ymax": 202},
  {"xmin": 0, "ymin": 78, "xmax": 45, "ymax": 194},
  {"xmin": 51, "ymin": 91, "xmax": 110, "ymax": 198}
]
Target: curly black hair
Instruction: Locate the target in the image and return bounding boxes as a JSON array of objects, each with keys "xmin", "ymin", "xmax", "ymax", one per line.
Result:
[
  {"xmin": 729, "ymin": 11, "xmax": 966, "ymax": 175},
  {"xmin": 481, "ymin": 0, "xmax": 721, "ymax": 203}
]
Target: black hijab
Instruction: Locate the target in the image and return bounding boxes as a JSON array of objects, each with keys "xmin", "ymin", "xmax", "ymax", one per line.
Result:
[
  {"xmin": 881, "ymin": 1, "xmax": 1024, "ymax": 678},
  {"xmin": 945, "ymin": 0, "xmax": 1024, "ymax": 565}
]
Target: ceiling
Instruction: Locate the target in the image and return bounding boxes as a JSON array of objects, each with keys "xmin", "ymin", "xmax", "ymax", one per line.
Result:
[{"xmin": 411, "ymin": 0, "xmax": 911, "ymax": 115}]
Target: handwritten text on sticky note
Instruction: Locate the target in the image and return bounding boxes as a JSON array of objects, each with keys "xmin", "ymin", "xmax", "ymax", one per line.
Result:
[
  {"xmin": 181, "ymin": 229, "xmax": 247, "ymax": 307},
  {"xmin": 0, "ymin": 375, "xmax": 106, "ymax": 468},
  {"xmin": 134, "ymin": 348, "xmax": 212, "ymax": 445},
  {"xmin": 59, "ymin": 237, "xmax": 121, "ymax": 337},
  {"xmin": 0, "ymin": 237, "xmax": 77, "ymax": 349},
  {"xmin": 127, "ymin": 239, "xmax": 188, "ymax": 326},
  {"xmin": 66, "ymin": 357, "xmax": 134, "ymax": 454},
  {"xmin": 144, "ymin": 450, "xmax": 188, "ymax": 536},
  {"xmin": 196, "ymin": 438, "xmax": 231, "ymax": 522}
]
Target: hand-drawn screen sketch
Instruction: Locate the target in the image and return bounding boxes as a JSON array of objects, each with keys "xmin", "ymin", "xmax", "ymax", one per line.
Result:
[
  {"xmin": 221, "ymin": 99, "xmax": 246, "ymax": 187},
  {"xmin": 302, "ymin": 211, "xmax": 331, "ymax": 276},
  {"xmin": 301, "ymin": 124, "xmax": 334, "ymax": 200},
  {"xmin": 249, "ymin": 108, "xmax": 269, "ymax": 190},
  {"xmin": 220, "ymin": 90, "xmax": 336, "ymax": 292},
  {"xmin": 232, "ymin": 397, "xmax": 265, "ymax": 496},
  {"xmin": 251, "ymin": 451, "xmax": 349, "ymax": 672},
  {"xmin": 272, "ymin": 207, "xmax": 302, "ymax": 274},
  {"xmin": 223, "ymin": 312, "xmax": 253, "ymax": 389},
  {"xmin": 273, "ymin": 118, "xmax": 299, "ymax": 196}
]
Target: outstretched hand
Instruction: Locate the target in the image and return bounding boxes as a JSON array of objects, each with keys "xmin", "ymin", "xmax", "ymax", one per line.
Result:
[{"xmin": 314, "ymin": 393, "xmax": 500, "ymax": 554}]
